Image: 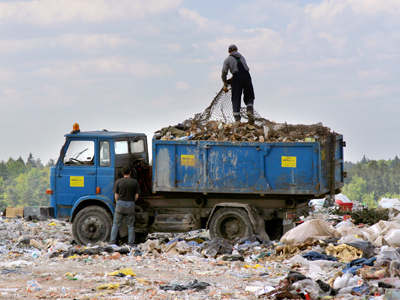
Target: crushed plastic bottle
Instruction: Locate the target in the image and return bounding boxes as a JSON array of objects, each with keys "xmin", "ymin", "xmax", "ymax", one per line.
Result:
[
  {"xmin": 31, "ymin": 250, "xmax": 41, "ymax": 259},
  {"xmin": 27, "ymin": 280, "xmax": 42, "ymax": 292}
]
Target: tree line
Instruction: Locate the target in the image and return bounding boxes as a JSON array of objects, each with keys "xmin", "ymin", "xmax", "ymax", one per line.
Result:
[
  {"xmin": 0, "ymin": 154, "xmax": 55, "ymax": 211},
  {"xmin": 0, "ymin": 154, "xmax": 398, "ymax": 211},
  {"xmin": 342, "ymin": 155, "xmax": 400, "ymax": 208}
]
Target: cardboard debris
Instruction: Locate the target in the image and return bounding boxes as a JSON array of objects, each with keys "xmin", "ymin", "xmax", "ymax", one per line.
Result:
[{"xmin": 4, "ymin": 207, "xmax": 24, "ymax": 218}]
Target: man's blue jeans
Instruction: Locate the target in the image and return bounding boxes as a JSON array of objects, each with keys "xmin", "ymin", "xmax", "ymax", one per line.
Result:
[{"xmin": 110, "ymin": 200, "xmax": 135, "ymax": 245}]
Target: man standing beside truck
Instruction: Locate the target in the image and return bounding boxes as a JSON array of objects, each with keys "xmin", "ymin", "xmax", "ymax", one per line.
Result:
[
  {"xmin": 221, "ymin": 44, "xmax": 255, "ymax": 125},
  {"xmin": 110, "ymin": 165, "xmax": 141, "ymax": 247}
]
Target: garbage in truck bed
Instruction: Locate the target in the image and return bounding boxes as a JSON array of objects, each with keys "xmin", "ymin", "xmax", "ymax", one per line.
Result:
[
  {"xmin": 154, "ymin": 87, "xmax": 338, "ymax": 142},
  {"xmin": 155, "ymin": 121, "xmax": 334, "ymax": 143},
  {"xmin": 155, "ymin": 121, "xmax": 330, "ymax": 143}
]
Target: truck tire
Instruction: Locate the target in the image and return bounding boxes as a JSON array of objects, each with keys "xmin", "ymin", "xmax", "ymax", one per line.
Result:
[
  {"xmin": 72, "ymin": 206, "xmax": 112, "ymax": 245},
  {"xmin": 209, "ymin": 208, "xmax": 253, "ymax": 241}
]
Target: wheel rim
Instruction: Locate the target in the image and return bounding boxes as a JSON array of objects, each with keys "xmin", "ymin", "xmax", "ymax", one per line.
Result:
[
  {"xmin": 81, "ymin": 216, "xmax": 103, "ymax": 240},
  {"xmin": 218, "ymin": 215, "xmax": 246, "ymax": 240}
]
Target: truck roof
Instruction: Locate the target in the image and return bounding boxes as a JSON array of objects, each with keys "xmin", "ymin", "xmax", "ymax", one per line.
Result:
[{"xmin": 65, "ymin": 131, "xmax": 146, "ymax": 139}]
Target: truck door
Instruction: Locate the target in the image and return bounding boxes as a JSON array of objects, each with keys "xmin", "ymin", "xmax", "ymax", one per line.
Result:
[
  {"xmin": 97, "ymin": 140, "xmax": 114, "ymax": 202},
  {"xmin": 55, "ymin": 139, "xmax": 97, "ymax": 218}
]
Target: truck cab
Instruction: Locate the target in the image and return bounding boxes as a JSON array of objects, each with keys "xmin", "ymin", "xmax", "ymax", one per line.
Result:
[{"xmin": 48, "ymin": 124, "xmax": 149, "ymax": 244}]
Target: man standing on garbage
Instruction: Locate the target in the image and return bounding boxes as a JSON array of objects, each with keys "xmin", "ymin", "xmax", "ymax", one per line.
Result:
[
  {"xmin": 221, "ymin": 44, "xmax": 255, "ymax": 125},
  {"xmin": 110, "ymin": 165, "xmax": 141, "ymax": 247}
]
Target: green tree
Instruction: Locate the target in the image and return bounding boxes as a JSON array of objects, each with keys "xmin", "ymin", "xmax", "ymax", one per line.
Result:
[
  {"xmin": 6, "ymin": 157, "xmax": 26, "ymax": 179},
  {"xmin": 342, "ymin": 176, "xmax": 367, "ymax": 203},
  {"xmin": 46, "ymin": 158, "xmax": 56, "ymax": 167},
  {"xmin": 0, "ymin": 160, "xmax": 8, "ymax": 181},
  {"xmin": 362, "ymin": 193, "xmax": 377, "ymax": 208},
  {"xmin": 36, "ymin": 158, "xmax": 44, "ymax": 169},
  {"xmin": 26, "ymin": 153, "xmax": 37, "ymax": 169},
  {"xmin": 0, "ymin": 177, "xmax": 7, "ymax": 211}
]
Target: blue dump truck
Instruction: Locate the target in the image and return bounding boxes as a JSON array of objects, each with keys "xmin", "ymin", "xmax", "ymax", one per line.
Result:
[{"xmin": 46, "ymin": 123, "xmax": 345, "ymax": 245}]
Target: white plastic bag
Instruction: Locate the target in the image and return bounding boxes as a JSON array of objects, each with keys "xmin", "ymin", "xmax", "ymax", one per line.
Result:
[
  {"xmin": 48, "ymin": 242, "xmax": 68, "ymax": 253},
  {"xmin": 384, "ymin": 229, "xmax": 400, "ymax": 247},
  {"xmin": 290, "ymin": 255, "xmax": 310, "ymax": 267},
  {"xmin": 292, "ymin": 279, "xmax": 321, "ymax": 300},
  {"xmin": 379, "ymin": 198, "xmax": 400, "ymax": 209},
  {"xmin": 333, "ymin": 273, "xmax": 362, "ymax": 290},
  {"xmin": 280, "ymin": 219, "xmax": 339, "ymax": 245},
  {"xmin": 389, "ymin": 204, "xmax": 400, "ymax": 222},
  {"xmin": 375, "ymin": 249, "xmax": 400, "ymax": 267}
]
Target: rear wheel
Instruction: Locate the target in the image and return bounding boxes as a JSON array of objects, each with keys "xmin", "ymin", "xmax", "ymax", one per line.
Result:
[
  {"xmin": 72, "ymin": 206, "xmax": 112, "ymax": 245},
  {"xmin": 209, "ymin": 208, "xmax": 253, "ymax": 241}
]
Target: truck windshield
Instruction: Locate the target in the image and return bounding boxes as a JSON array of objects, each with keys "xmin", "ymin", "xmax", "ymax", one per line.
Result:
[{"xmin": 64, "ymin": 140, "xmax": 95, "ymax": 166}]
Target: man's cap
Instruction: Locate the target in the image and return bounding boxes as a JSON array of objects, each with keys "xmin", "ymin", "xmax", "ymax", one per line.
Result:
[{"xmin": 228, "ymin": 44, "xmax": 237, "ymax": 51}]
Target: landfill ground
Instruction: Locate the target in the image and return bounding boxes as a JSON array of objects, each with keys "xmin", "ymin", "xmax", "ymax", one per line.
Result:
[{"xmin": 3, "ymin": 204, "xmax": 400, "ymax": 299}]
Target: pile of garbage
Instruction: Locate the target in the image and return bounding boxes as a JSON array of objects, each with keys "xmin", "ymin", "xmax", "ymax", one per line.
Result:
[
  {"xmin": 4, "ymin": 205, "xmax": 400, "ymax": 299},
  {"xmin": 155, "ymin": 121, "xmax": 333, "ymax": 143}
]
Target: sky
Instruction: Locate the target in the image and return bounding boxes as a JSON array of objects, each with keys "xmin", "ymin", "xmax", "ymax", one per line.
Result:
[{"xmin": 0, "ymin": 0, "xmax": 399, "ymax": 164}]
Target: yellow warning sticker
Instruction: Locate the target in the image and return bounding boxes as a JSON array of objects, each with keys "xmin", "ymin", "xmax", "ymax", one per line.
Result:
[
  {"xmin": 70, "ymin": 176, "xmax": 84, "ymax": 187},
  {"xmin": 282, "ymin": 156, "xmax": 297, "ymax": 168},
  {"xmin": 181, "ymin": 155, "xmax": 195, "ymax": 166},
  {"xmin": 321, "ymin": 150, "xmax": 326, "ymax": 161}
]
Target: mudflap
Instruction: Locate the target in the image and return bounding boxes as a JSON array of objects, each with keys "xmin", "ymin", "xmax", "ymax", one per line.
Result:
[{"xmin": 253, "ymin": 213, "xmax": 270, "ymax": 241}]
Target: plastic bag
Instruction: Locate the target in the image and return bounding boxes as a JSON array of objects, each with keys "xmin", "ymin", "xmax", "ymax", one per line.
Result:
[
  {"xmin": 389, "ymin": 260, "xmax": 400, "ymax": 277},
  {"xmin": 290, "ymin": 255, "xmax": 310, "ymax": 267},
  {"xmin": 201, "ymin": 238, "xmax": 232, "ymax": 257},
  {"xmin": 375, "ymin": 249, "xmax": 400, "ymax": 267},
  {"xmin": 333, "ymin": 273, "xmax": 362, "ymax": 290},
  {"xmin": 339, "ymin": 234, "xmax": 364, "ymax": 244},
  {"xmin": 335, "ymin": 220, "xmax": 355, "ymax": 228},
  {"xmin": 389, "ymin": 203, "xmax": 400, "ymax": 221},
  {"xmin": 384, "ymin": 229, "xmax": 400, "ymax": 247},
  {"xmin": 291, "ymin": 279, "xmax": 321, "ymax": 300},
  {"xmin": 380, "ymin": 277, "xmax": 400, "ymax": 288},
  {"xmin": 379, "ymin": 198, "xmax": 400, "ymax": 209},
  {"xmin": 48, "ymin": 242, "xmax": 68, "ymax": 253},
  {"xmin": 280, "ymin": 219, "xmax": 339, "ymax": 245},
  {"xmin": 346, "ymin": 241, "xmax": 375, "ymax": 258}
]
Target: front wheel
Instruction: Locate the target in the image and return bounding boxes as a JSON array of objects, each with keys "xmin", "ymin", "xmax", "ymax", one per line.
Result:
[
  {"xmin": 209, "ymin": 208, "xmax": 253, "ymax": 241},
  {"xmin": 72, "ymin": 206, "xmax": 112, "ymax": 245}
]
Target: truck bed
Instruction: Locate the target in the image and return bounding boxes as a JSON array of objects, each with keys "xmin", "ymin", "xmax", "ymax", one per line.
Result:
[{"xmin": 152, "ymin": 134, "xmax": 344, "ymax": 197}]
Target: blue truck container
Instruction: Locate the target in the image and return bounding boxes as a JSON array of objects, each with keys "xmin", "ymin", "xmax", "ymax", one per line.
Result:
[{"xmin": 152, "ymin": 135, "xmax": 344, "ymax": 196}]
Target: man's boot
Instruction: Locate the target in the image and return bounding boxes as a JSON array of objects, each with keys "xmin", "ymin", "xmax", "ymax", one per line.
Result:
[
  {"xmin": 247, "ymin": 110, "xmax": 254, "ymax": 125},
  {"xmin": 234, "ymin": 116, "xmax": 241, "ymax": 126}
]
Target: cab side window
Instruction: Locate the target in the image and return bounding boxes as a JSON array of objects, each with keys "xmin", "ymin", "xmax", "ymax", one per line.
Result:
[
  {"xmin": 64, "ymin": 140, "xmax": 95, "ymax": 166},
  {"xmin": 131, "ymin": 139, "xmax": 145, "ymax": 153},
  {"xmin": 99, "ymin": 141, "xmax": 111, "ymax": 167},
  {"xmin": 115, "ymin": 141, "xmax": 128, "ymax": 155}
]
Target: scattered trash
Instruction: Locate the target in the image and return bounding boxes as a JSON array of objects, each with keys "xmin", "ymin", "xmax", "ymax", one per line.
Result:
[
  {"xmin": 108, "ymin": 268, "xmax": 136, "ymax": 277},
  {"xmin": 26, "ymin": 280, "xmax": 42, "ymax": 292},
  {"xmin": 2, "ymin": 209, "xmax": 400, "ymax": 299},
  {"xmin": 159, "ymin": 279, "xmax": 211, "ymax": 291}
]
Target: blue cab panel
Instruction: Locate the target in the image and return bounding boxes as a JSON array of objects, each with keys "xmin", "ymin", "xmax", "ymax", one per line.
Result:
[{"xmin": 152, "ymin": 135, "xmax": 344, "ymax": 196}]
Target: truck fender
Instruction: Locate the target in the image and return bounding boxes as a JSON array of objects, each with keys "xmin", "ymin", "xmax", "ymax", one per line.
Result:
[
  {"xmin": 206, "ymin": 203, "xmax": 269, "ymax": 241},
  {"xmin": 70, "ymin": 195, "xmax": 114, "ymax": 222}
]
